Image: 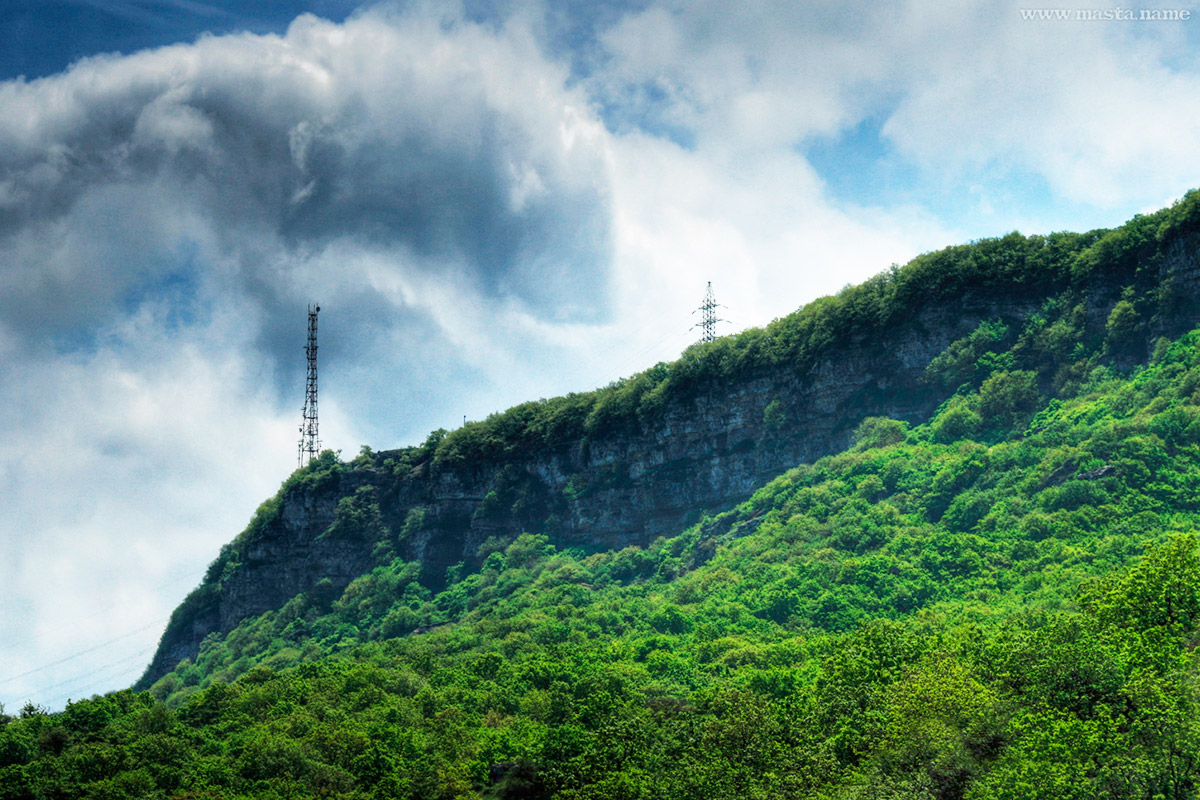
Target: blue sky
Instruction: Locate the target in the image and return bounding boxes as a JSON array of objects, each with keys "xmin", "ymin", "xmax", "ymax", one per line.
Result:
[
  {"xmin": 4, "ymin": 0, "xmax": 1200, "ymax": 710},
  {"xmin": 0, "ymin": 1, "xmax": 362, "ymax": 80}
]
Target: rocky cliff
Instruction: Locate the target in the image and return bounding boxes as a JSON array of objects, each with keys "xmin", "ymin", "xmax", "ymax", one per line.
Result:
[{"xmin": 137, "ymin": 203, "xmax": 1200, "ymax": 689}]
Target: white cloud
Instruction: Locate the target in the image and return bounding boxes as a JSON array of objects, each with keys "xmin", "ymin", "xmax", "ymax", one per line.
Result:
[
  {"xmin": 593, "ymin": 0, "xmax": 1200, "ymax": 217},
  {"xmin": 877, "ymin": 1, "xmax": 1200, "ymax": 207}
]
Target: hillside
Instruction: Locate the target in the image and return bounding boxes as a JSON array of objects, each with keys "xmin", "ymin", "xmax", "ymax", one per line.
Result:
[
  {"xmin": 139, "ymin": 192, "xmax": 1200, "ymax": 686},
  {"xmin": 5, "ymin": 195, "xmax": 1200, "ymax": 798}
]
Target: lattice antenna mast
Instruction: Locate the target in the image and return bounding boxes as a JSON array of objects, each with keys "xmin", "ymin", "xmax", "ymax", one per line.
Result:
[
  {"xmin": 691, "ymin": 281, "xmax": 727, "ymax": 343},
  {"xmin": 298, "ymin": 304, "xmax": 321, "ymax": 468}
]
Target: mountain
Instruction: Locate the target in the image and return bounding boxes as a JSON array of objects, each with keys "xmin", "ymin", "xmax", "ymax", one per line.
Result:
[
  {"xmin": 6, "ymin": 194, "xmax": 1200, "ymax": 798},
  {"xmin": 139, "ymin": 192, "xmax": 1200, "ymax": 689}
]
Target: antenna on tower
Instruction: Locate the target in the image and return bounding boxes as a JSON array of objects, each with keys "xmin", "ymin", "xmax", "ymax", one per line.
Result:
[
  {"xmin": 691, "ymin": 281, "xmax": 727, "ymax": 343},
  {"xmin": 298, "ymin": 304, "xmax": 321, "ymax": 468}
]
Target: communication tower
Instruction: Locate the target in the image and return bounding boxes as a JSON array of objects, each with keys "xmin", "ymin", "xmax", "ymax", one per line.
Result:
[
  {"xmin": 691, "ymin": 282, "xmax": 727, "ymax": 343},
  {"xmin": 298, "ymin": 304, "xmax": 321, "ymax": 468}
]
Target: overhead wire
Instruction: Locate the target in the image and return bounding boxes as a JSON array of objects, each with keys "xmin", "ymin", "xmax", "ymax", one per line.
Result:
[
  {"xmin": 0, "ymin": 617, "xmax": 168, "ymax": 688},
  {"xmin": 517, "ymin": 308, "xmax": 699, "ymax": 407},
  {"xmin": 0, "ymin": 569, "xmax": 206, "ymax": 706},
  {"xmin": 47, "ymin": 660, "xmax": 149, "ymax": 707},
  {"xmin": 19, "ymin": 646, "xmax": 156, "ymax": 706},
  {"xmin": 0, "ymin": 566, "xmax": 204, "ymax": 655}
]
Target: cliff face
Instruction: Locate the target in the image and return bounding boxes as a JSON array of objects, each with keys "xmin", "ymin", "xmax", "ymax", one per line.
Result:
[{"xmin": 138, "ymin": 222, "xmax": 1200, "ymax": 689}]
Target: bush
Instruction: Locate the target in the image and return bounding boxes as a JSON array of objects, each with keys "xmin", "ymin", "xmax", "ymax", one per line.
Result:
[
  {"xmin": 853, "ymin": 417, "xmax": 910, "ymax": 449},
  {"xmin": 931, "ymin": 397, "xmax": 982, "ymax": 443}
]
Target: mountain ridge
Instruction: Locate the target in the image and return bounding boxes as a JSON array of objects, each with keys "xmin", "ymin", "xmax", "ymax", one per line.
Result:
[{"xmin": 139, "ymin": 193, "xmax": 1200, "ymax": 689}]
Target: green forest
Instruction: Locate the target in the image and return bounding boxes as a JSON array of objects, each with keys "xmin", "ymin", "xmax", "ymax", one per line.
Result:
[{"xmin": 8, "ymin": 197, "xmax": 1200, "ymax": 798}]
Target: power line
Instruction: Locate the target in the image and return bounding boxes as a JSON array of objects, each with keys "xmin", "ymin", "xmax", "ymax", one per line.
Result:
[
  {"xmin": 0, "ymin": 617, "xmax": 168, "ymax": 687},
  {"xmin": 22, "ymin": 647, "xmax": 156, "ymax": 706},
  {"xmin": 0, "ymin": 567, "xmax": 202, "ymax": 655},
  {"xmin": 577, "ymin": 312, "xmax": 697, "ymax": 392},
  {"xmin": 44, "ymin": 660, "xmax": 150, "ymax": 708}
]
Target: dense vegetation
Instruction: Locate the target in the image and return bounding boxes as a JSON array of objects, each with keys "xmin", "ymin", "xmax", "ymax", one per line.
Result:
[{"xmin": 8, "ymin": 195, "xmax": 1200, "ymax": 798}]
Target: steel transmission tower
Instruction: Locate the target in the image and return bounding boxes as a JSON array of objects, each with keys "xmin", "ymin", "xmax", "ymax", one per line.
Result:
[
  {"xmin": 691, "ymin": 281, "xmax": 727, "ymax": 343},
  {"xmin": 298, "ymin": 304, "xmax": 321, "ymax": 468}
]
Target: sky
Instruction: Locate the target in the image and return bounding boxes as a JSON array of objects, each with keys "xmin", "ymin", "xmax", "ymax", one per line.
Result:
[{"xmin": 4, "ymin": 0, "xmax": 1200, "ymax": 712}]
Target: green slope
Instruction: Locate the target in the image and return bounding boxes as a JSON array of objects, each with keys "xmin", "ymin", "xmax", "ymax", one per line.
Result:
[
  {"xmin": 8, "ymin": 295, "xmax": 1200, "ymax": 796},
  {"xmin": 137, "ymin": 189, "xmax": 1200, "ymax": 691}
]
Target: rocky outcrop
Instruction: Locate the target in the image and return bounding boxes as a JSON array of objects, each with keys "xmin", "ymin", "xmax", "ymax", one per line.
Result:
[{"xmin": 138, "ymin": 221, "xmax": 1200, "ymax": 688}]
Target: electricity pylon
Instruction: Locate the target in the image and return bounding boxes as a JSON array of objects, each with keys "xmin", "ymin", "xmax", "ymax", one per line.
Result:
[{"xmin": 691, "ymin": 282, "xmax": 727, "ymax": 343}]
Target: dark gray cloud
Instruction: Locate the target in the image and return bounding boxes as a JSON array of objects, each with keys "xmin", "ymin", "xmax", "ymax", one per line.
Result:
[{"xmin": 0, "ymin": 10, "xmax": 614, "ymax": 380}]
